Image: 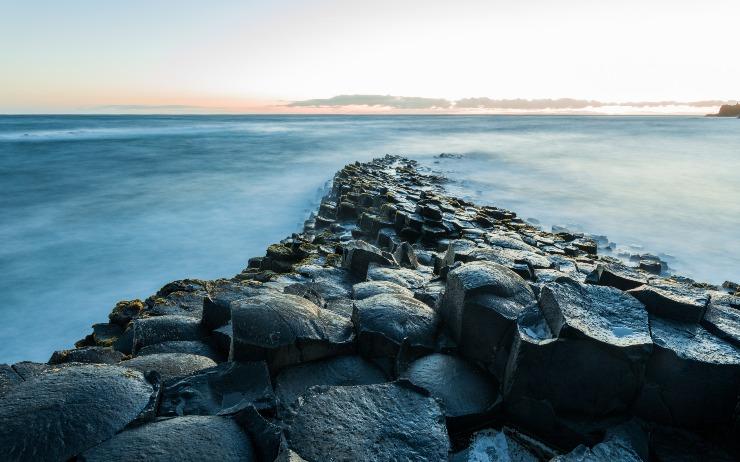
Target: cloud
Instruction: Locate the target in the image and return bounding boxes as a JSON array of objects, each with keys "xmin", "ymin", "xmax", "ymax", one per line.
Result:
[
  {"xmin": 455, "ymin": 98, "xmax": 603, "ymax": 109},
  {"xmin": 288, "ymin": 94, "xmax": 452, "ymax": 109}
]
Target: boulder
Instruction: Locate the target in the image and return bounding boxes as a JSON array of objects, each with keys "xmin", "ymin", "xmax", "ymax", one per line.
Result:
[
  {"xmin": 441, "ymin": 261, "xmax": 536, "ymax": 377},
  {"xmin": 230, "ymin": 293, "xmax": 354, "ymax": 372},
  {"xmin": 275, "ymin": 355, "xmax": 387, "ymax": 407},
  {"xmin": 0, "ymin": 364, "xmax": 22, "ymax": 397},
  {"xmin": 634, "ymin": 317, "xmax": 740, "ymax": 427},
  {"xmin": 702, "ymin": 292, "xmax": 740, "ymax": 346},
  {"xmin": 9, "ymin": 361, "xmax": 58, "ymax": 380},
  {"xmin": 627, "ymin": 279, "xmax": 709, "ymax": 323},
  {"xmin": 353, "ymin": 294, "xmax": 439, "ymax": 358},
  {"xmin": 393, "ymin": 241, "xmax": 419, "ymax": 268},
  {"xmin": 137, "ymin": 340, "xmax": 223, "ymax": 362},
  {"xmin": 131, "ymin": 315, "xmax": 204, "ymax": 353},
  {"xmin": 341, "ymin": 240, "xmax": 395, "ymax": 278},
  {"xmin": 202, "ymin": 281, "xmax": 266, "ymax": 331},
  {"xmin": 48, "ymin": 346, "xmax": 124, "ymax": 365},
  {"xmin": 367, "ymin": 264, "xmax": 429, "ymax": 288},
  {"xmin": 79, "ymin": 416, "xmax": 256, "ymax": 462},
  {"xmin": 160, "ymin": 361, "xmax": 274, "ymax": 416},
  {"xmin": 352, "ymin": 280, "xmax": 414, "ymax": 300},
  {"xmin": 452, "ymin": 429, "xmax": 540, "ymax": 462},
  {"xmin": 283, "ymin": 382, "xmax": 450, "ymax": 461},
  {"xmin": 586, "ymin": 263, "xmax": 647, "ymax": 291},
  {"xmin": 0, "ymin": 364, "xmax": 152, "ymax": 462},
  {"xmin": 539, "ymin": 278, "xmax": 652, "ymax": 360},
  {"xmin": 402, "ymin": 353, "xmax": 500, "ymax": 425},
  {"xmin": 121, "ymin": 353, "xmax": 216, "ymax": 381}
]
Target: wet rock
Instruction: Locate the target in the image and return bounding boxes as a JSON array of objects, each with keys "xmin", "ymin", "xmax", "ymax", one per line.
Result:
[
  {"xmin": 0, "ymin": 364, "xmax": 152, "ymax": 462},
  {"xmin": 452, "ymin": 429, "xmax": 540, "ymax": 462},
  {"xmin": 48, "ymin": 346, "xmax": 124, "ymax": 365},
  {"xmin": 441, "ymin": 261, "xmax": 536, "ymax": 377},
  {"xmin": 539, "ymin": 278, "xmax": 652, "ymax": 358},
  {"xmin": 283, "ymin": 382, "xmax": 450, "ymax": 461},
  {"xmin": 353, "ymin": 293, "xmax": 439, "ymax": 358},
  {"xmin": 634, "ymin": 317, "xmax": 740, "ymax": 427},
  {"xmin": 10, "ymin": 360, "xmax": 56, "ymax": 380},
  {"xmin": 393, "ymin": 241, "xmax": 419, "ymax": 268},
  {"xmin": 79, "ymin": 416, "xmax": 256, "ymax": 462},
  {"xmin": 230, "ymin": 293, "xmax": 354, "ymax": 372},
  {"xmin": 275, "ymin": 355, "xmax": 387, "ymax": 407},
  {"xmin": 413, "ymin": 279, "xmax": 446, "ymax": 309},
  {"xmin": 132, "ymin": 315, "xmax": 204, "ymax": 353},
  {"xmin": 109, "ymin": 299, "xmax": 145, "ymax": 326},
  {"xmin": 649, "ymin": 426, "xmax": 735, "ymax": 462},
  {"xmin": 91, "ymin": 322, "xmax": 123, "ymax": 346},
  {"xmin": 121, "ymin": 353, "xmax": 217, "ymax": 381},
  {"xmin": 586, "ymin": 262, "xmax": 648, "ymax": 291},
  {"xmin": 0, "ymin": 364, "xmax": 22, "ymax": 397},
  {"xmin": 341, "ymin": 240, "xmax": 395, "ymax": 278},
  {"xmin": 283, "ymin": 282, "xmax": 326, "ymax": 308},
  {"xmin": 352, "ymin": 280, "xmax": 414, "ymax": 300},
  {"xmin": 402, "ymin": 353, "xmax": 501, "ymax": 425},
  {"xmin": 552, "ymin": 440, "xmax": 641, "ymax": 462},
  {"xmin": 138, "ymin": 340, "xmax": 223, "ymax": 362},
  {"xmin": 160, "ymin": 361, "xmax": 274, "ymax": 416},
  {"xmin": 702, "ymin": 292, "xmax": 740, "ymax": 346},
  {"xmin": 627, "ymin": 279, "xmax": 709, "ymax": 323},
  {"xmin": 367, "ymin": 264, "xmax": 430, "ymax": 288},
  {"xmin": 212, "ymin": 322, "xmax": 233, "ymax": 356},
  {"xmin": 202, "ymin": 281, "xmax": 266, "ymax": 331}
]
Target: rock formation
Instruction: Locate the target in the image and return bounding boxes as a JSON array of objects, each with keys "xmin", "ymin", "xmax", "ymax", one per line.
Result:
[{"xmin": 1, "ymin": 155, "xmax": 738, "ymax": 461}]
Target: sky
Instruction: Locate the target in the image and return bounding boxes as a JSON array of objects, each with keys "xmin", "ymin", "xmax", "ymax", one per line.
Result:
[{"xmin": 0, "ymin": 0, "xmax": 738, "ymax": 114}]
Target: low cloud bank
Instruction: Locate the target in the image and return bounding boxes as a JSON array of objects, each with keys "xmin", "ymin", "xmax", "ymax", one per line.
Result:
[{"xmin": 289, "ymin": 95, "xmax": 736, "ymax": 112}]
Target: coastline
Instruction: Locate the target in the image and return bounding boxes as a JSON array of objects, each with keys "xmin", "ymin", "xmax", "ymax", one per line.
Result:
[{"xmin": 1, "ymin": 156, "xmax": 739, "ymax": 460}]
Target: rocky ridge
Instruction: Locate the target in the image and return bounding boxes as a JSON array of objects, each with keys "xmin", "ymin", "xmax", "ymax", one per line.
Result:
[{"xmin": 1, "ymin": 155, "xmax": 739, "ymax": 461}]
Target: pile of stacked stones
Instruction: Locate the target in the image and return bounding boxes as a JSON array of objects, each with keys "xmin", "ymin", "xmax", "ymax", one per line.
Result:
[{"xmin": 1, "ymin": 155, "xmax": 739, "ymax": 461}]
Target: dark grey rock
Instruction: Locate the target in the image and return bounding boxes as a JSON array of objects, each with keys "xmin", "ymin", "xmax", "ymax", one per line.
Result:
[
  {"xmin": 79, "ymin": 416, "xmax": 256, "ymax": 462},
  {"xmin": 202, "ymin": 281, "xmax": 266, "ymax": 331},
  {"xmin": 137, "ymin": 340, "xmax": 223, "ymax": 362},
  {"xmin": 586, "ymin": 263, "xmax": 648, "ymax": 291},
  {"xmin": 108, "ymin": 299, "xmax": 145, "ymax": 326},
  {"xmin": 649, "ymin": 426, "xmax": 736, "ymax": 462},
  {"xmin": 342, "ymin": 240, "xmax": 395, "ymax": 278},
  {"xmin": 352, "ymin": 280, "xmax": 414, "ymax": 300},
  {"xmin": 539, "ymin": 278, "xmax": 652, "ymax": 357},
  {"xmin": 702, "ymin": 292, "xmax": 740, "ymax": 346},
  {"xmin": 91, "ymin": 322, "xmax": 123, "ymax": 346},
  {"xmin": 402, "ymin": 353, "xmax": 500, "ymax": 421},
  {"xmin": 367, "ymin": 264, "xmax": 430, "ymax": 288},
  {"xmin": 627, "ymin": 279, "xmax": 709, "ymax": 323},
  {"xmin": 283, "ymin": 382, "xmax": 450, "ymax": 461},
  {"xmin": 0, "ymin": 364, "xmax": 22, "ymax": 397},
  {"xmin": 48, "ymin": 346, "xmax": 124, "ymax": 365},
  {"xmin": 552, "ymin": 441, "xmax": 641, "ymax": 462},
  {"xmin": 132, "ymin": 315, "xmax": 204, "ymax": 353},
  {"xmin": 10, "ymin": 360, "xmax": 56, "ymax": 380},
  {"xmin": 393, "ymin": 241, "xmax": 419, "ymax": 268},
  {"xmin": 275, "ymin": 355, "xmax": 387, "ymax": 407},
  {"xmin": 121, "ymin": 353, "xmax": 216, "ymax": 381},
  {"xmin": 634, "ymin": 317, "xmax": 740, "ymax": 427},
  {"xmin": 230, "ymin": 293, "xmax": 354, "ymax": 372},
  {"xmin": 0, "ymin": 364, "xmax": 152, "ymax": 462},
  {"xmin": 160, "ymin": 361, "xmax": 274, "ymax": 416},
  {"xmin": 453, "ymin": 429, "xmax": 540, "ymax": 462},
  {"xmin": 413, "ymin": 279, "xmax": 446, "ymax": 309},
  {"xmin": 353, "ymin": 293, "xmax": 439, "ymax": 358},
  {"xmin": 441, "ymin": 261, "xmax": 536, "ymax": 377}
]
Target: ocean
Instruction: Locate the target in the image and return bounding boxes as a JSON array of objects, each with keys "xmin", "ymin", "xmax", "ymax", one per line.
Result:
[{"xmin": 1, "ymin": 114, "xmax": 738, "ymax": 363}]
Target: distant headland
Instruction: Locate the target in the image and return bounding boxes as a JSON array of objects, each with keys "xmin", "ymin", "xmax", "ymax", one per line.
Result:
[{"xmin": 708, "ymin": 103, "xmax": 740, "ymax": 117}]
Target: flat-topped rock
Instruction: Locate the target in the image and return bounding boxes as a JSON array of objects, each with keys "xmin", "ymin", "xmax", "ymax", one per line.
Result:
[
  {"xmin": 627, "ymin": 278, "xmax": 709, "ymax": 323},
  {"xmin": 342, "ymin": 240, "xmax": 395, "ymax": 278},
  {"xmin": 283, "ymin": 382, "xmax": 450, "ymax": 461},
  {"xmin": 0, "ymin": 364, "xmax": 153, "ymax": 462},
  {"xmin": 442, "ymin": 261, "xmax": 536, "ymax": 377},
  {"xmin": 402, "ymin": 353, "xmax": 500, "ymax": 422},
  {"xmin": 353, "ymin": 293, "xmax": 439, "ymax": 358},
  {"xmin": 275, "ymin": 355, "xmax": 387, "ymax": 408},
  {"xmin": 702, "ymin": 292, "xmax": 740, "ymax": 346},
  {"xmin": 352, "ymin": 280, "xmax": 414, "ymax": 300},
  {"xmin": 202, "ymin": 280, "xmax": 266, "ymax": 330},
  {"xmin": 121, "ymin": 353, "xmax": 216, "ymax": 381},
  {"xmin": 635, "ymin": 317, "xmax": 740, "ymax": 426},
  {"xmin": 230, "ymin": 292, "xmax": 354, "ymax": 372},
  {"xmin": 367, "ymin": 264, "xmax": 429, "ymax": 288},
  {"xmin": 539, "ymin": 278, "xmax": 652, "ymax": 354},
  {"xmin": 48, "ymin": 346, "xmax": 124, "ymax": 365},
  {"xmin": 586, "ymin": 262, "xmax": 648, "ymax": 291},
  {"xmin": 131, "ymin": 315, "xmax": 204, "ymax": 353},
  {"xmin": 0, "ymin": 364, "xmax": 22, "ymax": 397},
  {"xmin": 137, "ymin": 340, "xmax": 223, "ymax": 362},
  {"xmin": 160, "ymin": 361, "xmax": 274, "ymax": 416},
  {"xmin": 79, "ymin": 416, "xmax": 256, "ymax": 462}
]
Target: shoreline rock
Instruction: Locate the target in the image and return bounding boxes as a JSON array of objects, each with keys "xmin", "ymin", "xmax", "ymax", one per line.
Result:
[{"xmin": 1, "ymin": 155, "xmax": 738, "ymax": 461}]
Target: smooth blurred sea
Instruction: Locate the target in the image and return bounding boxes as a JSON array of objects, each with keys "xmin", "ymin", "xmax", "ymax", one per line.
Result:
[{"xmin": 1, "ymin": 115, "xmax": 738, "ymax": 362}]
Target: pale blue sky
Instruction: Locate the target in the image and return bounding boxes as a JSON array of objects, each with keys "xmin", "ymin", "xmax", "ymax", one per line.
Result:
[{"xmin": 1, "ymin": 0, "xmax": 738, "ymax": 113}]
